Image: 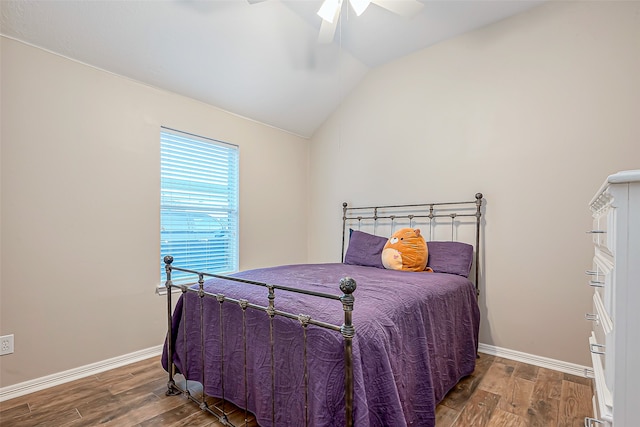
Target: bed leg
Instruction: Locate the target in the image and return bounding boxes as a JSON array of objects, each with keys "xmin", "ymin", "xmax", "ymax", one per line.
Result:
[{"xmin": 166, "ymin": 380, "xmax": 181, "ymax": 396}]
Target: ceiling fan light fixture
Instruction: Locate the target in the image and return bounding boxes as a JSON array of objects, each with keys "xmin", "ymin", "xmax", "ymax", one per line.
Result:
[
  {"xmin": 317, "ymin": 0, "xmax": 343, "ymax": 23},
  {"xmin": 349, "ymin": 0, "xmax": 371, "ymax": 16}
]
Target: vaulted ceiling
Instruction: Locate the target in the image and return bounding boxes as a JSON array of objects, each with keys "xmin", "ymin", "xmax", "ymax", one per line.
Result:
[{"xmin": 1, "ymin": 0, "xmax": 543, "ymax": 137}]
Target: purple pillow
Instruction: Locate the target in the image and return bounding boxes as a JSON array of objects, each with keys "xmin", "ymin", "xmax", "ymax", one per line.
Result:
[
  {"xmin": 426, "ymin": 241, "xmax": 474, "ymax": 277},
  {"xmin": 344, "ymin": 230, "xmax": 387, "ymax": 269}
]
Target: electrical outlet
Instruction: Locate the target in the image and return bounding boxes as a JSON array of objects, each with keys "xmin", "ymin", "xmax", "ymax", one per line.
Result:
[{"xmin": 0, "ymin": 334, "xmax": 14, "ymax": 356}]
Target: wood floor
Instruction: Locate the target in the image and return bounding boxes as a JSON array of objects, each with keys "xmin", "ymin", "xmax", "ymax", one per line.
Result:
[
  {"xmin": 436, "ymin": 354, "xmax": 593, "ymax": 427},
  {"xmin": 0, "ymin": 353, "xmax": 593, "ymax": 426}
]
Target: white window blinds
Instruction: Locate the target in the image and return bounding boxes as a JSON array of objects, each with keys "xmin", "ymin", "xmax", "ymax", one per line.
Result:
[{"xmin": 160, "ymin": 128, "xmax": 239, "ymax": 284}]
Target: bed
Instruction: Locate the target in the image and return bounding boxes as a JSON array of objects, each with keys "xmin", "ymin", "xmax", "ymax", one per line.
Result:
[{"xmin": 162, "ymin": 194, "xmax": 484, "ymax": 427}]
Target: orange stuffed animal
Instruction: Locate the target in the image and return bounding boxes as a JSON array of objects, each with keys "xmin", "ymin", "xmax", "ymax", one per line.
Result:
[{"xmin": 381, "ymin": 228, "xmax": 433, "ymax": 272}]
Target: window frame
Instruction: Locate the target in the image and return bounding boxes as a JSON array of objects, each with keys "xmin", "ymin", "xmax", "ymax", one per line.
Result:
[{"xmin": 158, "ymin": 127, "xmax": 239, "ymax": 292}]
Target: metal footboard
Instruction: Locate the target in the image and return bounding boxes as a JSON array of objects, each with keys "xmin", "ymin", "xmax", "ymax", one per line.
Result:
[{"xmin": 163, "ymin": 256, "xmax": 357, "ymax": 427}]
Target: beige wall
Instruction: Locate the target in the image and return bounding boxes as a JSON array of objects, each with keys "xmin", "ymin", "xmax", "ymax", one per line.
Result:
[
  {"xmin": 308, "ymin": 0, "xmax": 640, "ymax": 366},
  {"xmin": 0, "ymin": 37, "xmax": 309, "ymax": 387}
]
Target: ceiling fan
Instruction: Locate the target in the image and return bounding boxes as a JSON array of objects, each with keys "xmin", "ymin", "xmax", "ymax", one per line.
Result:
[
  {"xmin": 317, "ymin": 0, "xmax": 424, "ymax": 43},
  {"xmin": 248, "ymin": 0, "xmax": 424, "ymax": 44}
]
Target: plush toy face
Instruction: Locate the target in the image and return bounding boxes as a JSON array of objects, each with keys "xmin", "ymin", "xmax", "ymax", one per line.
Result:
[{"xmin": 381, "ymin": 228, "xmax": 431, "ymax": 272}]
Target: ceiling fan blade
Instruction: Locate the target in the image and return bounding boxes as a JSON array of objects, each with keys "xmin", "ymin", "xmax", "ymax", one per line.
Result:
[
  {"xmin": 349, "ymin": 0, "xmax": 371, "ymax": 16},
  {"xmin": 318, "ymin": 0, "xmax": 342, "ymax": 23},
  {"xmin": 370, "ymin": 0, "xmax": 424, "ymax": 17},
  {"xmin": 318, "ymin": 0, "xmax": 343, "ymax": 44},
  {"xmin": 318, "ymin": 16, "xmax": 339, "ymax": 44}
]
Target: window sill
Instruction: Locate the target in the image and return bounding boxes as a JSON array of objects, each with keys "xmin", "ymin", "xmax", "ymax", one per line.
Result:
[{"xmin": 155, "ymin": 286, "xmax": 183, "ymax": 296}]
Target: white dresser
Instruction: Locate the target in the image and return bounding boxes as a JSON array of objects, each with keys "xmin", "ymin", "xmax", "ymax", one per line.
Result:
[{"xmin": 585, "ymin": 170, "xmax": 640, "ymax": 427}]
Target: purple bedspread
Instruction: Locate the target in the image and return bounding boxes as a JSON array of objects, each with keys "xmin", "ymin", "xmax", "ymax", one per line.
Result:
[{"xmin": 162, "ymin": 263, "xmax": 479, "ymax": 427}]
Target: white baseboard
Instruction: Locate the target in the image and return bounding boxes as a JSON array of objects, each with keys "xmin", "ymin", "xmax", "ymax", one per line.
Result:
[
  {"xmin": 478, "ymin": 343, "xmax": 594, "ymax": 378},
  {"xmin": 0, "ymin": 345, "xmax": 163, "ymax": 402}
]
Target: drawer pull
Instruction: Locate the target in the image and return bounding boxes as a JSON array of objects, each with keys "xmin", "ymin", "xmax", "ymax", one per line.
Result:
[
  {"xmin": 585, "ymin": 270, "xmax": 600, "ymax": 276},
  {"xmin": 584, "ymin": 417, "xmax": 604, "ymax": 426},
  {"xmin": 586, "ymin": 230, "xmax": 606, "ymax": 234},
  {"xmin": 585, "ymin": 313, "xmax": 599, "ymax": 321},
  {"xmin": 589, "ymin": 280, "xmax": 605, "ymax": 288},
  {"xmin": 589, "ymin": 343, "xmax": 606, "ymax": 355}
]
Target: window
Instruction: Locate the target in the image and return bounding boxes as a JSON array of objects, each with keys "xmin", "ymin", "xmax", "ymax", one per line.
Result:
[{"xmin": 160, "ymin": 128, "xmax": 239, "ymax": 285}]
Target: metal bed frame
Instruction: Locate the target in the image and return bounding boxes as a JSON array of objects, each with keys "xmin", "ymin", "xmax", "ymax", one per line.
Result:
[{"xmin": 163, "ymin": 193, "xmax": 483, "ymax": 426}]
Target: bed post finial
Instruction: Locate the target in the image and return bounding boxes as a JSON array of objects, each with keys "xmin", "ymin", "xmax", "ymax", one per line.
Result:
[
  {"xmin": 164, "ymin": 256, "xmax": 174, "ymax": 283},
  {"xmin": 339, "ymin": 277, "xmax": 356, "ymax": 334},
  {"xmin": 340, "ymin": 277, "xmax": 357, "ymax": 298},
  {"xmin": 164, "ymin": 256, "xmax": 174, "ymax": 292}
]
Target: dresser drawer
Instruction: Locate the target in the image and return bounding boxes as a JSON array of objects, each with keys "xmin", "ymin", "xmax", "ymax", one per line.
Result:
[
  {"xmin": 588, "ymin": 291, "xmax": 612, "ymax": 348},
  {"xmin": 589, "ymin": 332, "xmax": 613, "ymax": 422},
  {"xmin": 586, "ymin": 267, "xmax": 606, "ymax": 310},
  {"xmin": 590, "ymin": 197, "xmax": 614, "ymax": 254},
  {"xmin": 591, "ymin": 210, "xmax": 608, "ymax": 249},
  {"xmin": 592, "ymin": 248, "xmax": 614, "ymax": 321},
  {"xmin": 589, "ymin": 291, "xmax": 615, "ymax": 393},
  {"xmin": 587, "ymin": 394, "xmax": 612, "ymax": 427}
]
